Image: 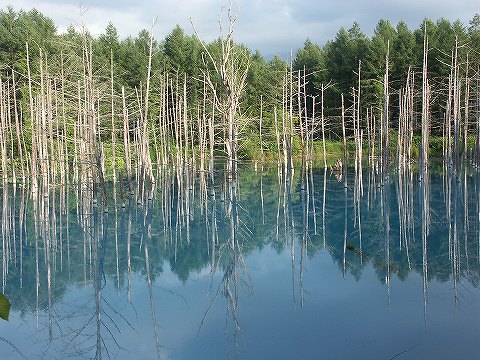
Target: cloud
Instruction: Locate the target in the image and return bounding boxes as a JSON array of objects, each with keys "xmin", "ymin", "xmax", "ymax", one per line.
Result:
[{"xmin": 1, "ymin": 0, "xmax": 478, "ymax": 57}]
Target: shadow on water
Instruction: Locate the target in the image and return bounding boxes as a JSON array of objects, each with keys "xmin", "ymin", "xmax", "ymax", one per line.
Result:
[{"xmin": 0, "ymin": 163, "xmax": 480, "ymax": 358}]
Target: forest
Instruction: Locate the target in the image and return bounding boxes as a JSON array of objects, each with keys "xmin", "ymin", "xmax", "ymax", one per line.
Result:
[
  {"xmin": 0, "ymin": 6, "xmax": 480, "ymax": 192},
  {"xmin": 1, "ymin": 8, "xmax": 479, "ymax": 357}
]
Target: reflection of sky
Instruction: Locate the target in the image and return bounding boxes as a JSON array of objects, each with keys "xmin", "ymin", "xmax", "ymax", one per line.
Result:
[
  {"xmin": 1, "ymin": 168, "xmax": 480, "ymax": 358},
  {"xmin": 2, "ymin": 243, "xmax": 479, "ymax": 359}
]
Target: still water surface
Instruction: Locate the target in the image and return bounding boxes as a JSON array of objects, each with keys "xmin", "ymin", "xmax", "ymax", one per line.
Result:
[{"xmin": 0, "ymin": 165, "xmax": 479, "ymax": 359}]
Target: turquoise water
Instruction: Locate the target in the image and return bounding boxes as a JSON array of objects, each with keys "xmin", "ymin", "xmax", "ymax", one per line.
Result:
[{"xmin": 0, "ymin": 165, "xmax": 479, "ymax": 359}]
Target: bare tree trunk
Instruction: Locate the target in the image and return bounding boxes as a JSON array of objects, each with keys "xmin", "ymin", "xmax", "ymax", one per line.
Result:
[
  {"xmin": 321, "ymin": 84, "xmax": 327, "ymax": 168},
  {"xmin": 122, "ymin": 86, "xmax": 132, "ymax": 192},
  {"xmin": 341, "ymin": 94, "xmax": 347, "ymax": 189},
  {"xmin": 0, "ymin": 78, "xmax": 7, "ymax": 181},
  {"xmin": 289, "ymin": 51, "xmax": 294, "ymax": 172},
  {"xmin": 463, "ymin": 56, "xmax": 470, "ymax": 166},
  {"xmin": 420, "ymin": 29, "xmax": 429, "ymax": 178},
  {"xmin": 383, "ymin": 42, "xmax": 390, "ymax": 179},
  {"xmin": 11, "ymin": 69, "xmax": 25, "ymax": 182},
  {"xmin": 282, "ymin": 69, "xmax": 288, "ymax": 172},
  {"xmin": 191, "ymin": 6, "xmax": 249, "ymax": 178},
  {"xmin": 111, "ymin": 49, "xmax": 117, "ymax": 183},
  {"xmin": 183, "ymin": 74, "xmax": 189, "ymax": 165},
  {"xmin": 259, "ymin": 95, "xmax": 263, "ymax": 160},
  {"xmin": 274, "ymin": 106, "xmax": 281, "ymax": 165},
  {"xmin": 357, "ymin": 60, "xmax": 362, "ymax": 174},
  {"xmin": 476, "ymin": 65, "xmax": 480, "ymax": 169}
]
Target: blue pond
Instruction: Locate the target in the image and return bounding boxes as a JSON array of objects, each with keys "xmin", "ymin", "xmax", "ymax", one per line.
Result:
[{"xmin": 0, "ymin": 165, "xmax": 479, "ymax": 359}]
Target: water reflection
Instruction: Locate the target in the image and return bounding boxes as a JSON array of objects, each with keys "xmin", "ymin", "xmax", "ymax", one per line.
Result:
[{"xmin": 1, "ymin": 164, "xmax": 480, "ymax": 359}]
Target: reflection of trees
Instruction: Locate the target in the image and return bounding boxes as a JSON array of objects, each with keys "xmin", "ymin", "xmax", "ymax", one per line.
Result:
[
  {"xmin": 1, "ymin": 183, "xmax": 137, "ymax": 358},
  {"xmin": 303, "ymin": 168, "xmax": 480, "ymax": 292},
  {"xmin": 198, "ymin": 168, "xmax": 253, "ymax": 356},
  {"xmin": 63, "ymin": 199, "xmax": 132, "ymax": 358},
  {"xmin": 141, "ymin": 200, "xmax": 162, "ymax": 359},
  {"xmin": 1, "ymin": 165, "xmax": 480, "ymax": 318}
]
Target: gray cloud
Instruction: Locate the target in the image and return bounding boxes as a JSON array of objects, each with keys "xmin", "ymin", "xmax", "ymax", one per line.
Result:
[{"xmin": 1, "ymin": 0, "xmax": 478, "ymax": 57}]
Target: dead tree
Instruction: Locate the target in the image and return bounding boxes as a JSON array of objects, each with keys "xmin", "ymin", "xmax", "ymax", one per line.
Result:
[{"xmin": 190, "ymin": 6, "xmax": 250, "ymax": 177}]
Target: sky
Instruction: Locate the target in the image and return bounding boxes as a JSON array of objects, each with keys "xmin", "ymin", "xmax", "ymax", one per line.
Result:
[{"xmin": 1, "ymin": 0, "xmax": 478, "ymax": 58}]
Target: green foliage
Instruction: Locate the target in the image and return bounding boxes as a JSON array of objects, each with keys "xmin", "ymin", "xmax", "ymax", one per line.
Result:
[
  {"xmin": 243, "ymin": 50, "xmax": 271, "ymax": 114},
  {"xmin": 324, "ymin": 27, "xmax": 355, "ymax": 104},
  {"xmin": 164, "ymin": 25, "xmax": 201, "ymax": 77},
  {"xmin": 294, "ymin": 38, "xmax": 326, "ymax": 95},
  {"xmin": 0, "ymin": 6, "xmax": 479, "ymax": 169},
  {"xmin": 363, "ymin": 19, "xmax": 396, "ymax": 108},
  {"xmin": 323, "ymin": 23, "xmax": 372, "ymax": 110},
  {"xmin": 392, "ymin": 21, "xmax": 415, "ymax": 82},
  {"xmin": 469, "ymin": 14, "xmax": 480, "ymax": 63},
  {"xmin": 0, "ymin": 292, "xmax": 10, "ymax": 321},
  {"xmin": 0, "ymin": 7, "xmax": 56, "ymax": 69},
  {"xmin": 429, "ymin": 136, "xmax": 444, "ymax": 158}
]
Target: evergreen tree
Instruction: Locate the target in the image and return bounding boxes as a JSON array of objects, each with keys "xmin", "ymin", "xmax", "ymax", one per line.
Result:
[
  {"xmin": 392, "ymin": 21, "xmax": 415, "ymax": 83},
  {"xmin": 293, "ymin": 38, "xmax": 326, "ymax": 113},
  {"xmin": 468, "ymin": 14, "xmax": 480, "ymax": 64},
  {"xmin": 164, "ymin": 25, "xmax": 201, "ymax": 78},
  {"xmin": 364, "ymin": 19, "xmax": 397, "ymax": 108}
]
